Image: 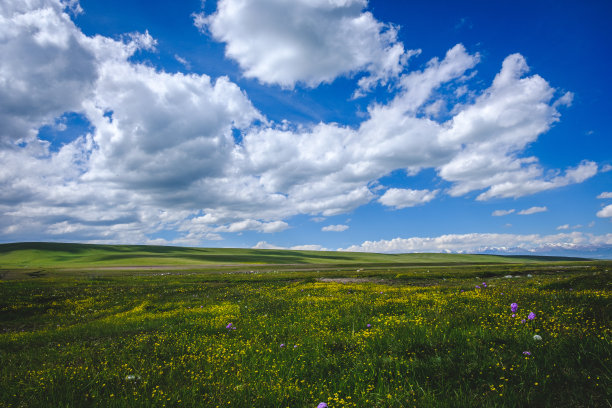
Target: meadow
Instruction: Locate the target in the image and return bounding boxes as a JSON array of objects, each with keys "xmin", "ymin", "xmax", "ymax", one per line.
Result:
[{"xmin": 0, "ymin": 243, "xmax": 610, "ymax": 407}]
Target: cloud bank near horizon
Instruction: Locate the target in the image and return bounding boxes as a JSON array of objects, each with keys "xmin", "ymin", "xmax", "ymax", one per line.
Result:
[{"xmin": 256, "ymin": 231, "xmax": 612, "ymax": 257}]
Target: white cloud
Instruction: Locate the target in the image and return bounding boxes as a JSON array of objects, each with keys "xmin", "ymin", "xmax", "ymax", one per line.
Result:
[
  {"xmin": 476, "ymin": 160, "xmax": 597, "ymax": 201},
  {"xmin": 290, "ymin": 244, "xmax": 328, "ymax": 251},
  {"xmin": 518, "ymin": 206, "xmax": 547, "ymax": 215},
  {"xmin": 84, "ymin": 63, "xmax": 261, "ymax": 190},
  {"xmin": 0, "ymin": 0, "xmax": 97, "ymax": 144},
  {"xmin": 196, "ymin": 0, "xmax": 411, "ymax": 92},
  {"xmin": 601, "ymin": 164, "xmax": 612, "ymax": 173},
  {"xmin": 252, "ymin": 241, "xmax": 328, "ymax": 251},
  {"xmin": 0, "ymin": 2, "xmax": 600, "ymax": 245},
  {"xmin": 557, "ymin": 224, "xmax": 569, "ymax": 230},
  {"xmin": 341, "ymin": 232, "xmax": 612, "ymax": 254},
  {"xmin": 492, "ymin": 209, "xmax": 515, "ymax": 216},
  {"xmin": 597, "ymin": 192, "xmax": 612, "ymax": 199},
  {"xmin": 437, "ymin": 53, "xmax": 596, "ymax": 200},
  {"xmin": 597, "ymin": 204, "xmax": 612, "ymax": 220},
  {"xmin": 322, "ymin": 224, "xmax": 349, "ymax": 232},
  {"xmin": 379, "ymin": 188, "xmax": 438, "ymax": 209},
  {"xmin": 62, "ymin": 0, "xmax": 83, "ymax": 16},
  {"xmin": 174, "ymin": 54, "xmax": 191, "ymax": 69},
  {"xmin": 215, "ymin": 219, "xmax": 289, "ymax": 233},
  {"xmin": 252, "ymin": 241, "xmax": 283, "ymax": 250}
]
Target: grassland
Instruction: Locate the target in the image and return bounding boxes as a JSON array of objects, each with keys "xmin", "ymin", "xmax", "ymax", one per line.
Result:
[
  {"xmin": 0, "ymin": 243, "xmax": 610, "ymax": 407},
  {"xmin": 0, "ymin": 242, "xmax": 585, "ymax": 269}
]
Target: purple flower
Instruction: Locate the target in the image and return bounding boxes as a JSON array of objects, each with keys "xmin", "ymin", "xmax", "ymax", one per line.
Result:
[
  {"xmin": 510, "ymin": 303, "xmax": 518, "ymax": 313},
  {"xmin": 226, "ymin": 323, "xmax": 235, "ymax": 330},
  {"xmin": 317, "ymin": 403, "xmax": 328, "ymax": 408},
  {"xmin": 512, "ymin": 314, "xmax": 516, "ymax": 318},
  {"xmin": 521, "ymin": 319, "xmax": 526, "ymax": 324},
  {"xmin": 528, "ymin": 312, "xmax": 536, "ymax": 320},
  {"xmin": 482, "ymin": 282, "xmax": 487, "ymax": 288},
  {"xmin": 280, "ymin": 343, "xmax": 285, "ymax": 348},
  {"xmin": 523, "ymin": 351, "xmax": 531, "ymax": 356},
  {"xmin": 475, "ymin": 285, "xmax": 481, "ymax": 289},
  {"xmin": 294, "ymin": 345, "xmax": 298, "ymax": 348},
  {"xmin": 366, "ymin": 324, "xmax": 371, "ymax": 328}
]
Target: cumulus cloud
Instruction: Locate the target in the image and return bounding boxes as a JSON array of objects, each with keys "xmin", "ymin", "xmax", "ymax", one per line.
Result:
[
  {"xmin": 597, "ymin": 204, "xmax": 612, "ymax": 220},
  {"xmin": 597, "ymin": 192, "xmax": 612, "ymax": 199},
  {"xmin": 0, "ymin": 0, "xmax": 97, "ymax": 144},
  {"xmin": 341, "ymin": 232, "xmax": 612, "ymax": 255},
  {"xmin": 518, "ymin": 206, "xmax": 547, "ymax": 215},
  {"xmin": 379, "ymin": 188, "xmax": 438, "ymax": 209},
  {"xmin": 557, "ymin": 224, "xmax": 569, "ymax": 230},
  {"xmin": 195, "ymin": 0, "xmax": 411, "ymax": 92},
  {"xmin": 0, "ymin": 0, "xmax": 267, "ymax": 243},
  {"xmin": 492, "ymin": 209, "xmax": 515, "ymax": 216},
  {"xmin": 437, "ymin": 54, "xmax": 596, "ymax": 200},
  {"xmin": 84, "ymin": 63, "xmax": 261, "ymax": 190},
  {"xmin": 322, "ymin": 224, "xmax": 349, "ymax": 232},
  {"xmin": 214, "ymin": 219, "xmax": 289, "ymax": 233},
  {"xmin": 0, "ymin": 1, "xmax": 600, "ymax": 245}
]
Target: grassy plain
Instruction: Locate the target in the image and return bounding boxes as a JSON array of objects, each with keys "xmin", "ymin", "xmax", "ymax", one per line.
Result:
[{"xmin": 0, "ymin": 243, "xmax": 610, "ymax": 407}]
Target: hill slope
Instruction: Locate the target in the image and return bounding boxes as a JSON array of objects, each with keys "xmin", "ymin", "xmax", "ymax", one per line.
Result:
[{"xmin": 0, "ymin": 242, "xmax": 590, "ymax": 268}]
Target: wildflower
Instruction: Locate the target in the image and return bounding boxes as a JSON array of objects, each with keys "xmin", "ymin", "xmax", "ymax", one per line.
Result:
[
  {"xmin": 294, "ymin": 345, "xmax": 298, "ymax": 348},
  {"xmin": 366, "ymin": 324, "xmax": 371, "ymax": 328},
  {"xmin": 521, "ymin": 319, "xmax": 526, "ymax": 324},
  {"xmin": 475, "ymin": 285, "xmax": 481, "ymax": 289},
  {"xmin": 533, "ymin": 334, "xmax": 542, "ymax": 341},
  {"xmin": 523, "ymin": 351, "xmax": 531, "ymax": 356},
  {"xmin": 512, "ymin": 314, "xmax": 516, "ymax": 318},
  {"xmin": 482, "ymin": 282, "xmax": 487, "ymax": 288},
  {"xmin": 280, "ymin": 343, "xmax": 285, "ymax": 348},
  {"xmin": 226, "ymin": 323, "xmax": 236, "ymax": 330},
  {"xmin": 528, "ymin": 312, "xmax": 536, "ymax": 320},
  {"xmin": 317, "ymin": 403, "xmax": 328, "ymax": 408},
  {"xmin": 125, "ymin": 375, "xmax": 137, "ymax": 381},
  {"xmin": 510, "ymin": 303, "xmax": 518, "ymax": 313}
]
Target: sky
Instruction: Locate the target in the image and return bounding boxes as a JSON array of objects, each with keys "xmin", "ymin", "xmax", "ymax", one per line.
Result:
[{"xmin": 1, "ymin": 0, "xmax": 611, "ymax": 257}]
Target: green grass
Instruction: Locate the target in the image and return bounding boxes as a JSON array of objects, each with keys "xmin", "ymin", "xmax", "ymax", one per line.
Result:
[
  {"xmin": 0, "ymin": 244, "xmax": 609, "ymax": 407},
  {"xmin": 0, "ymin": 242, "xmax": 589, "ymax": 269}
]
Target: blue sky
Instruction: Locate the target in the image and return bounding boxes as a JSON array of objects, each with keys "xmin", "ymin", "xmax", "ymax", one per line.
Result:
[{"xmin": 1, "ymin": 0, "xmax": 611, "ymax": 256}]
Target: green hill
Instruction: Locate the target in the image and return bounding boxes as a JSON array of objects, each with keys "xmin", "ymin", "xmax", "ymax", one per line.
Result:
[{"xmin": 0, "ymin": 242, "xmax": 590, "ymax": 268}]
